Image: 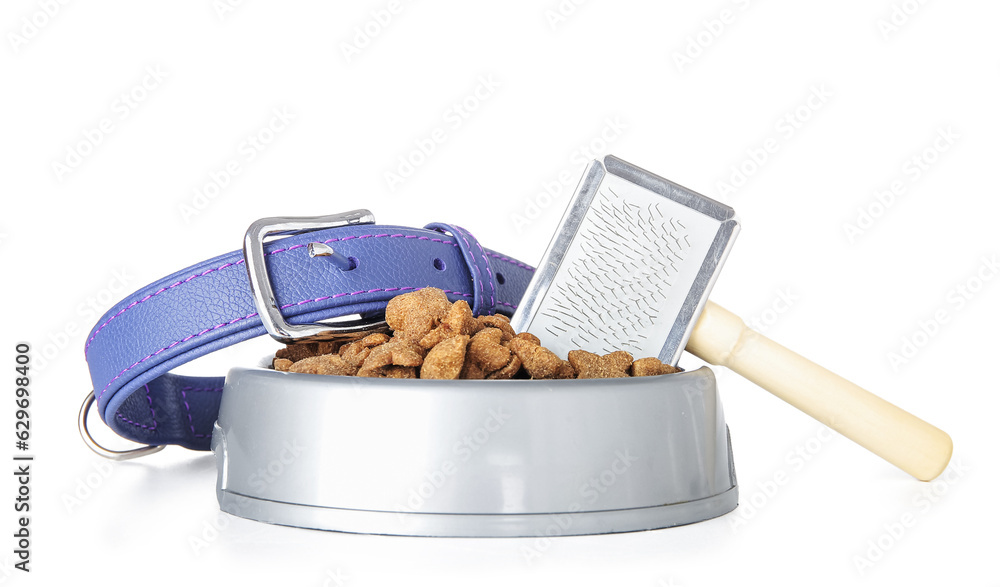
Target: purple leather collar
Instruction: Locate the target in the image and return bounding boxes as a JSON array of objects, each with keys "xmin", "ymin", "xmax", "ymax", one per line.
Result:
[{"xmin": 84, "ymin": 220, "xmax": 534, "ymax": 451}]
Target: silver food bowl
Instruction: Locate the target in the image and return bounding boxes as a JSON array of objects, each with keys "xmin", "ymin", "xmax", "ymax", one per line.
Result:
[{"xmin": 212, "ymin": 365, "xmax": 738, "ymax": 537}]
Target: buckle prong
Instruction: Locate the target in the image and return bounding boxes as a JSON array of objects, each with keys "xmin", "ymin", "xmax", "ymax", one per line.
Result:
[{"xmin": 307, "ymin": 241, "xmax": 354, "ymax": 271}]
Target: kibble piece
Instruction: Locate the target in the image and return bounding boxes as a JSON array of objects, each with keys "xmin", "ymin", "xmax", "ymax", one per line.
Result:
[
  {"xmin": 420, "ymin": 335, "xmax": 470, "ymax": 379},
  {"xmin": 631, "ymin": 357, "xmax": 681, "ymax": 377},
  {"xmin": 512, "ymin": 332, "xmax": 541, "ymax": 346},
  {"xmin": 468, "ymin": 328, "xmax": 512, "ymax": 373},
  {"xmin": 555, "ymin": 360, "xmax": 576, "ymax": 379},
  {"xmin": 419, "ymin": 300, "xmax": 480, "ymax": 348},
  {"xmin": 476, "ymin": 315, "xmax": 515, "ymax": 341},
  {"xmin": 509, "ymin": 337, "xmax": 572, "ymax": 379},
  {"xmin": 467, "ymin": 327, "xmax": 525, "ymax": 378},
  {"xmin": 568, "ymin": 349, "xmax": 633, "ymax": 379},
  {"xmin": 273, "ymin": 358, "xmax": 293, "ymax": 372},
  {"xmin": 385, "ymin": 287, "xmax": 453, "ymax": 341},
  {"xmin": 339, "ymin": 332, "xmax": 391, "ymax": 368},
  {"xmin": 486, "ymin": 355, "xmax": 522, "ymax": 380},
  {"xmin": 459, "ymin": 361, "xmax": 486, "ymax": 380},
  {"xmin": 288, "ymin": 354, "xmax": 357, "ymax": 376},
  {"xmin": 275, "ymin": 341, "xmax": 338, "ymax": 363},
  {"xmin": 357, "ymin": 337, "xmax": 426, "ymax": 377},
  {"xmin": 382, "ymin": 366, "xmax": 417, "ymax": 379}
]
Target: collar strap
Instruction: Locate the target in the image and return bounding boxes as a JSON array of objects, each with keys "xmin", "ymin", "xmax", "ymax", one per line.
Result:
[{"xmin": 84, "ymin": 219, "xmax": 534, "ymax": 450}]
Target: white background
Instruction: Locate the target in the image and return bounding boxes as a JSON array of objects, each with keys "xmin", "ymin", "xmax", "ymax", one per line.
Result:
[{"xmin": 2, "ymin": 1, "xmax": 998, "ymax": 585}]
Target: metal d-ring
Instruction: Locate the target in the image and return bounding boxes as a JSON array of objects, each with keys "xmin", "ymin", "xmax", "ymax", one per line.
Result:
[{"xmin": 78, "ymin": 391, "xmax": 165, "ymax": 461}]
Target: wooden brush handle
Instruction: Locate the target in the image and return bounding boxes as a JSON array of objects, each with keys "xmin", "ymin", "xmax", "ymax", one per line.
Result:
[{"xmin": 686, "ymin": 301, "xmax": 953, "ymax": 481}]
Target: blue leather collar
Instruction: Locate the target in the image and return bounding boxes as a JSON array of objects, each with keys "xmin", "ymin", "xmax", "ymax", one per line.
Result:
[{"xmin": 84, "ymin": 222, "xmax": 534, "ymax": 450}]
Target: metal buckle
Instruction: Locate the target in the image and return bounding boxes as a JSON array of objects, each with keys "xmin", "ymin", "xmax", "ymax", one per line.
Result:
[
  {"xmin": 78, "ymin": 391, "xmax": 166, "ymax": 461},
  {"xmin": 243, "ymin": 209, "xmax": 388, "ymax": 344}
]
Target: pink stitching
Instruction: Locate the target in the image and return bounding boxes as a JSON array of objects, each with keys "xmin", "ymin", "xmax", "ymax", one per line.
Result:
[
  {"xmin": 84, "ymin": 260, "xmax": 245, "ymax": 354},
  {"xmin": 178, "ymin": 387, "xmax": 211, "ymax": 439},
  {"xmin": 116, "ymin": 384, "xmax": 157, "ymax": 430},
  {"xmin": 472, "ymin": 236, "xmax": 496, "ymax": 311},
  {"xmin": 180, "ymin": 388, "xmax": 195, "ymax": 436},
  {"xmin": 451, "ymin": 226, "xmax": 487, "ymax": 313},
  {"xmin": 95, "ymin": 287, "xmax": 474, "ymax": 404},
  {"xmin": 181, "ymin": 387, "xmax": 222, "ymax": 438},
  {"xmin": 485, "ymin": 252, "xmax": 534, "ymax": 272},
  {"xmin": 455, "ymin": 225, "xmax": 496, "ymax": 312},
  {"xmin": 116, "ymin": 413, "xmax": 156, "ymax": 430},
  {"xmin": 178, "ymin": 386, "xmax": 223, "ymax": 437},
  {"xmin": 84, "ymin": 233, "xmax": 464, "ymax": 355}
]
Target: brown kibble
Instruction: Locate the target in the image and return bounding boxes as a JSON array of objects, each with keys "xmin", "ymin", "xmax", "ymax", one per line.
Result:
[
  {"xmin": 555, "ymin": 360, "xmax": 576, "ymax": 379},
  {"xmin": 382, "ymin": 366, "xmax": 417, "ymax": 379},
  {"xmin": 271, "ymin": 289, "xmax": 676, "ymax": 381},
  {"xmin": 468, "ymin": 328, "xmax": 512, "ymax": 373},
  {"xmin": 459, "ymin": 361, "xmax": 486, "ymax": 380},
  {"xmin": 631, "ymin": 357, "xmax": 681, "ymax": 377},
  {"xmin": 486, "ymin": 354, "xmax": 522, "ymax": 380},
  {"xmin": 513, "ymin": 332, "xmax": 541, "ymax": 346},
  {"xmin": 288, "ymin": 354, "xmax": 358, "ymax": 376},
  {"xmin": 358, "ymin": 365, "xmax": 418, "ymax": 378},
  {"xmin": 419, "ymin": 300, "xmax": 480, "ymax": 348},
  {"xmin": 275, "ymin": 341, "xmax": 339, "ymax": 363},
  {"xmin": 385, "ymin": 287, "xmax": 452, "ymax": 341},
  {"xmin": 509, "ymin": 337, "xmax": 572, "ymax": 379},
  {"xmin": 467, "ymin": 328, "xmax": 524, "ymax": 378},
  {"xmin": 568, "ymin": 349, "xmax": 633, "ymax": 379},
  {"xmin": 476, "ymin": 315, "xmax": 515, "ymax": 341},
  {"xmin": 357, "ymin": 336, "xmax": 426, "ymax": 377},
  {"xmin": 420, "ymin": 335, "xmax": 469, "ymax": 379},
  {"xmin": 339, "ymin": 332, "xmax": 391, "ymax": 368}
]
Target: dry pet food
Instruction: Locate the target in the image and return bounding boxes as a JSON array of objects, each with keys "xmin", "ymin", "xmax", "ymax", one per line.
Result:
[{"xmin": 273, "ymin": 287, "xmax": 682, "ymax": 380}]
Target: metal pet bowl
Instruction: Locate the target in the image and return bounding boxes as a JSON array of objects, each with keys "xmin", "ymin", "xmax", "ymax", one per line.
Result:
[{"xmin": 212, "ymin": 365, "xmax": 738, "ymax": 537}]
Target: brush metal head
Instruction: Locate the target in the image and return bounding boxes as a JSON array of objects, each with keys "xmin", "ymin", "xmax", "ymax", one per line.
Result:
[{"xmin": 511, "ymin": 155, "xmax": 739, "ymax": 366}]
